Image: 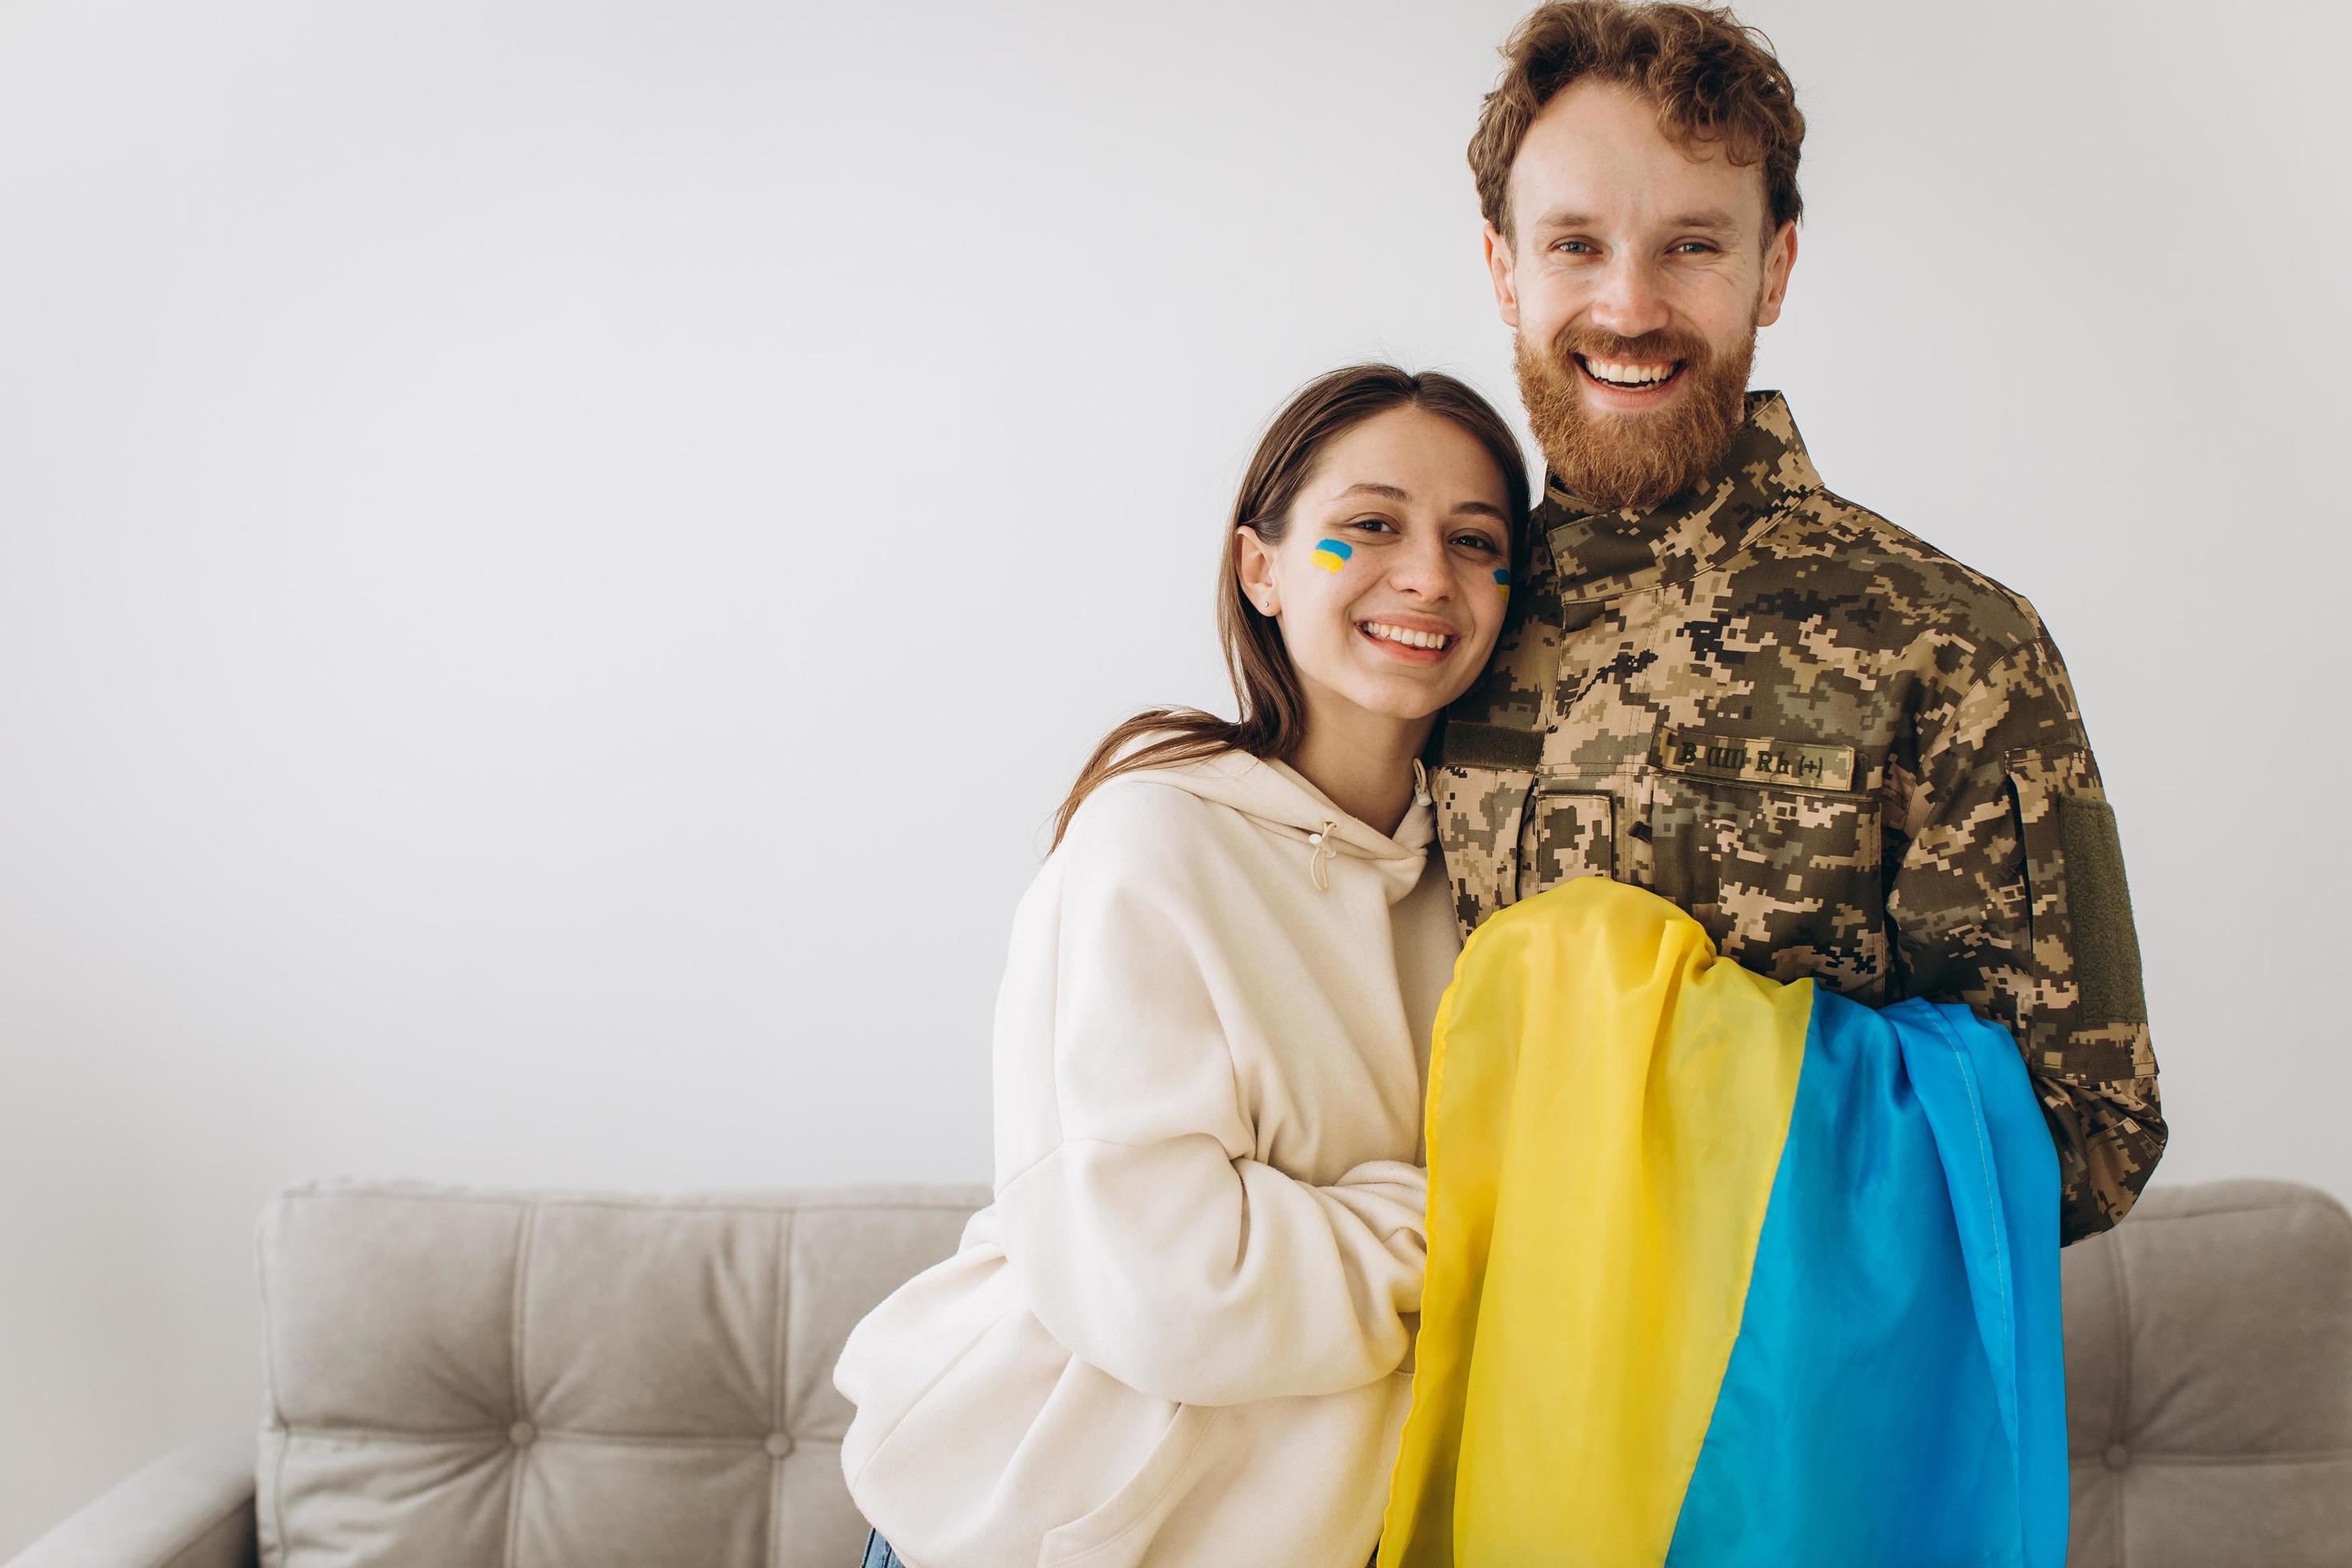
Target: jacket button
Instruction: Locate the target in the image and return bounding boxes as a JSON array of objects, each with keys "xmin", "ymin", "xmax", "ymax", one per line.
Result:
[
  {"xmin": 764, "ymin": 1432, "xmax": 792, "ymax": 1458},
  {"xmin": 2103, "ymin": 1443, "xmax": 2129, "ymax": 1470},
  {"xmin": 510, "ymin": 1422, "xmax": 537, "ymax": 1446}
]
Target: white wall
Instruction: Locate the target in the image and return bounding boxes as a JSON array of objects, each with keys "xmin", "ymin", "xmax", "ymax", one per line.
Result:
[{"xmin": 3, "ymin": 0, "xmax": 2345, "ymax": 1547}]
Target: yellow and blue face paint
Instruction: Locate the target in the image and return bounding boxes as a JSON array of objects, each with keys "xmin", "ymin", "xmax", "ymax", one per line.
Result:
[
  {"xmin": 1311, "ymin": 539, "xmax": 1352, "ymax": 572},
  {"xmin": 1493, "ymin": 566, "xmax": 1511, "ymax": 602}
]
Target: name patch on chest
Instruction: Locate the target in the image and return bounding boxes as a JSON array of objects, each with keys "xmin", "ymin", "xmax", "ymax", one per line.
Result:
[{"xmin": 1656, "ymin": 728, "xmax": 1858, "ymax": 792}]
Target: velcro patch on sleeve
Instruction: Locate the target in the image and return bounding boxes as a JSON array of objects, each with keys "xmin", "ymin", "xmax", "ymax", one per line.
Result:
[{"xmin": 2056, "ymin": 794, "xmax": 2149, "ymax": 1026}]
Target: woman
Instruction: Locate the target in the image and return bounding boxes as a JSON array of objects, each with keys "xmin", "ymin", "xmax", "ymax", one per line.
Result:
[{"xmin": 834, "ymin": 364, "xmax": 1530, "ymax": 1568}]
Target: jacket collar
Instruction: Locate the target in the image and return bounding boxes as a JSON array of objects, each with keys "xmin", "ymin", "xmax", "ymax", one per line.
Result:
[{"xmin": 1540, "ymin": 390, "xmax": 1820, "ymax": 604}]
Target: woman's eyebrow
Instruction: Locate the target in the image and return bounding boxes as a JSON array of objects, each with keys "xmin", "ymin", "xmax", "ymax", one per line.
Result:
[{"xmin": 1330, "ymin": 482, "xmax": 1505, "ymax": 522}]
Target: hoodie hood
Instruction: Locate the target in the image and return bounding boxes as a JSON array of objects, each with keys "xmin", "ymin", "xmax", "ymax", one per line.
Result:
[{"xmin": 1126, "ymin": 747, "xmax": 1434, "ymax": 902}]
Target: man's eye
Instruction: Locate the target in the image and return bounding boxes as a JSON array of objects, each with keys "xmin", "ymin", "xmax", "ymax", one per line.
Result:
[
  {"xmin": 1672, "ymin": 241, "xmax": 1717, "ymax": 254},
  {"xmin": 1554, "ymin": 240, "xmax": 1594, "ymax": 254}
]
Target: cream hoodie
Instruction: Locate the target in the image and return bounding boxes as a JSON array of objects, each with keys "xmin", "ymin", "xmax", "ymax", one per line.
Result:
[{"xmin": 833, "ymin": 747, "xmax": 1460, "ymax": 1568}]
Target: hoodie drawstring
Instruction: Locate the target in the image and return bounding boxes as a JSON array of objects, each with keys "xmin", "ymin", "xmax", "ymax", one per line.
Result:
[
  {"xmin": 1307, "ymin": 762, "xmax": 1431, "ymax": 891},
  {"xmin": 1307, "ymin": 820, "xmax": 1337, "ymax": 892}
]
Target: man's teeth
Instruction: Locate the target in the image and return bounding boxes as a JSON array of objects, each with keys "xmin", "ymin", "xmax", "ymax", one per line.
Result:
[
  {"xmin": 1362, "ymin": 622, "xmax": 1452, "ymax": 650},
  {"xmin": 1582, "ymin": 357, "xmax": 1678, "ymax": 386}
]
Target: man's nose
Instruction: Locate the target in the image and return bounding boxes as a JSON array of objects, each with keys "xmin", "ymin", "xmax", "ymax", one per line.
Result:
[{"xmin": 1588, "ymin": 255, "xmax": 1670, "ymax": 341}]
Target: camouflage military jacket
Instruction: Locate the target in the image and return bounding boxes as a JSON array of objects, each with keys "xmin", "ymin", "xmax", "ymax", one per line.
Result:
[{"xmin": 1434, "ymin": 391, "xmax": 2164, "ymax": 1245}]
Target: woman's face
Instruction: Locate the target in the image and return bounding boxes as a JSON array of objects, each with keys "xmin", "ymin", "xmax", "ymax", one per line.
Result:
[{"xmin": 1237, "ymin": 405, "xmax": 1515, "ymax": 725}]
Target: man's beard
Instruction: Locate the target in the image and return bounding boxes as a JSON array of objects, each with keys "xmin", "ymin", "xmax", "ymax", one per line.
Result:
[{"xmin": 1514, "ymin": 313, "xmax": 1758, "ymax": 514}]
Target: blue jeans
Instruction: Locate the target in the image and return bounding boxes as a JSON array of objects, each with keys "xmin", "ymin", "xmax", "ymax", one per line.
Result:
[{"xmin": 862, "ymin": 1526, "xmax": 1379, "ymax": 1566}]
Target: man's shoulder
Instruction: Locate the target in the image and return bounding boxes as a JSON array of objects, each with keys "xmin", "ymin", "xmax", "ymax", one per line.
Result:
[{"xmin": 1755, "ymin": 485, "xmax": 2051, "ymax": 661}]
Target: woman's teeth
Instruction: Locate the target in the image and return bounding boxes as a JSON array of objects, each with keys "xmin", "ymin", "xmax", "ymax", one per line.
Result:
[
  {"xmin": 1362, "ymin": 622, "xmax": 1453, "ymax": 650},
  {"xmin": 1580, "ymin": 356, "xmax": 1678, "ymax": 386}
]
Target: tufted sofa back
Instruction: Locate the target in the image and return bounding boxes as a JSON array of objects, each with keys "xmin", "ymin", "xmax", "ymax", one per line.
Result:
[
  {"xmin": 2060, "ymin": 1179, "xmax": 2352, "ymax": 1566},
  {"xmin": 250, "ymin": 1176, "xmax": 2351, "ymax": 1568},
  {"xmin": 254, "ymin": 1178, "xmax": 989, "ymax": 1568}
]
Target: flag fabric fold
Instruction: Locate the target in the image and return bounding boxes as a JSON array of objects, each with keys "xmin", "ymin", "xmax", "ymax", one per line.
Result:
[{"xmin": 1378, "ymin": 878, "xmax": 2066, "ymax": 1567}]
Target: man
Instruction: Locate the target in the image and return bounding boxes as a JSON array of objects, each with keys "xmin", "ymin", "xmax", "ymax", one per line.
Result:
[{"xmin": 1435, "ymin": 0, "xmax": 2164, "ymax": 1243}]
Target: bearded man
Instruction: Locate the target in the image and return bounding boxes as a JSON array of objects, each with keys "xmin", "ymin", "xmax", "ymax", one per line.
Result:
[{"xmin": 1435, "ymin": 0, "xmax": 2164, "ymax": 1242}]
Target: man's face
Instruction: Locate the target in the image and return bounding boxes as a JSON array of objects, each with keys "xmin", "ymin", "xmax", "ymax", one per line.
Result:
[{"xmin": 1487, "ymin": 80, "xmax": 1797, "ymax": 512}]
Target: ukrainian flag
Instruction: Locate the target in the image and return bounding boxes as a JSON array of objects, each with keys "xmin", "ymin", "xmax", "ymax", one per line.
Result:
[{"xmin": 1378, "ymin": 878, "xmax": 2067, "ymax": 1567}]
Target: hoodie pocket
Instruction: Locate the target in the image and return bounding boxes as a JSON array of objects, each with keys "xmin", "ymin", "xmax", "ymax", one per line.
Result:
[{"xmin": 1038, "ymin": 1401, "xmax": 1221, "ymax": 1566}]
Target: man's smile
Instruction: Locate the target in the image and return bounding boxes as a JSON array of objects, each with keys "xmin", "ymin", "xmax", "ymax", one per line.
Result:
[{"xmin": 1574, "ymin": 353, "xmax": 1687, "ymax": 398}]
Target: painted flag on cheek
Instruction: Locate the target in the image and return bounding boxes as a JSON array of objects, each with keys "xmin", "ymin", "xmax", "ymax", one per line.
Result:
[{"xmin": 1377, "ymin": 877, "xmax": 2068, "ymax": 1568}]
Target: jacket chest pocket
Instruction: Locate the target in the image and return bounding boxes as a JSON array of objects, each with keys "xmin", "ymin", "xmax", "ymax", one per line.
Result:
[
  {"xmin": 1432, "ymin": 765, "xmax": 1618, "ymax": 934},
  {"xmin": 1519, "ymin": 786, "xmax": 1615, "ymax": 899},
  {"xmin": 1646, "ymin": 770, "xmax": 1888, "ymax": 996}
]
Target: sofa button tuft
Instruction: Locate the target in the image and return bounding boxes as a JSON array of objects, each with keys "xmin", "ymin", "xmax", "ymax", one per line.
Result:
[
  {"xmin": 764, "ymin": 1432, "xmax": 792, "ymax": 1458},
  {"xmin": 510, "ymin": 1421, "xmax": 537, "ymax": 1446},
  {"xmin": 2103, "ymin": 1443, "xmax": 2129, "ymax": 1471}
]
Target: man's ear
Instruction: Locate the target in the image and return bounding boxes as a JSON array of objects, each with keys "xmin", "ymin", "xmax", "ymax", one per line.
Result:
[
  {"xmin": 1755, "ymin": 218, "xmax": 1798, "ymax": 328},
  {"xmin": 1483, "ymin": 222, "xmax": 1520, "ymax": 330},
  {"xmin": 1234, "ymin": 526, "xmax": 1280, "ymax": 616}
]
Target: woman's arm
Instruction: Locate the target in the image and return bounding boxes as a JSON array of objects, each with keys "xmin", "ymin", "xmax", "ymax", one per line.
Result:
[{"xmin": 992, "ymin": 782, "xmax": 1426, "ymax": 1407}]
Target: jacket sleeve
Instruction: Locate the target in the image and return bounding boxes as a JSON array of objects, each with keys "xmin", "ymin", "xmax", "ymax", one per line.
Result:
[
  {"xmin": 1885, "ymin": 632, "xmax": 2167, "ymax": 1246},
  {"xmin": 992, "ymin": 794, "xmax": 1426, "ymax": 1407}
]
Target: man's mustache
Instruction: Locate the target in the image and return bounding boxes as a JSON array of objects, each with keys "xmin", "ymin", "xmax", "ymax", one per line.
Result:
[{"xmin": 1548, "ymin": 328, "xmax": 1710, "ymax": 367}]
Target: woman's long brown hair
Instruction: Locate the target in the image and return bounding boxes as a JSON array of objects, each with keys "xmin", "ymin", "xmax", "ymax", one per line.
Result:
[{"xmin": 1049, "ymin": 363, "xmax": 1530, "ymax": 850}]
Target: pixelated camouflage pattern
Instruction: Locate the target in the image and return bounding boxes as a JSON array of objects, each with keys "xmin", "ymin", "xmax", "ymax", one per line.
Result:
[
  {"xmin": 1434, "ymin": 392, "xmax": 2165, "ymax": 1245},
  {"xmin": 1522, "ymin": 789, "xmax": 1616, "ymax": 894}
]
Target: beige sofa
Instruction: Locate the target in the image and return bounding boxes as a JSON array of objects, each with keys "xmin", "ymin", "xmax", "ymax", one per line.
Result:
[{"xmin": 12, "ymin": 1177, "xmax": 2350, "ymax": 1568}]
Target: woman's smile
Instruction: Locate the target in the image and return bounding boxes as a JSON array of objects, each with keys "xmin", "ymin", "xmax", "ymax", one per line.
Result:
[{"xmin": 1356, "ymin": 616, "xmax": 1460, "ymax": 662}]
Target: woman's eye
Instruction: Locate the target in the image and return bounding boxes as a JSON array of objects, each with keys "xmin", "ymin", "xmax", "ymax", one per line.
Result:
[
  {"xmin": 1452, "ymin": 533, "xmax": 1502, "ymax": 554},
  {"xmin": 1349, "ymin": 517, "xmax": 1398, "ymax": 534}
]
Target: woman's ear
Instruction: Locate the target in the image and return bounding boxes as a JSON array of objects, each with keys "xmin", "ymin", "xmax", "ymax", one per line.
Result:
[{"xmin": 1234, "ymin": 526, "xmax": 1279, "ymax": 616}]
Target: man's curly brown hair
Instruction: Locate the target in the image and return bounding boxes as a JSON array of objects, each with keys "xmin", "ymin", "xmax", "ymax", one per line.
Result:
[{"xmin": 1470, "ymin": 1, "xmax": 1805, "ymax": 246}]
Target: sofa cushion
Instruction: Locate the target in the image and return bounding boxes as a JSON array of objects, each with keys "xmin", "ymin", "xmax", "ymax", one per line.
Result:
[
  {"xmin": 256, "ymin": 1176, "xmax": 2352, "ymax": 1567},
  {"xmin": 254, "ymin": 1178, "xmax": 988, "ymax": 1568},
  {"xmin": 2061, "ymin": 1179, "xmax": 2352, "ymax": 1566}
]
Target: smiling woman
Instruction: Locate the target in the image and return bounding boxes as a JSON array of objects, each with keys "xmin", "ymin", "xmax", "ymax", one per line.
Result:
[
  {"xmin": 830, "ymin": 364, "xmax": 1530, "ymax": 1566},
  {"xmin": 1049, "ymin": 362, "xmax": 1533, "ymax": 847}
]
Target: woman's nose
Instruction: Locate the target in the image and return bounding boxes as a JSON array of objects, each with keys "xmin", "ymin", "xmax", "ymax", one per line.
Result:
[{"xmin": 1390, "ymin": 533, "xmax": 1454, "ymax": 597}]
